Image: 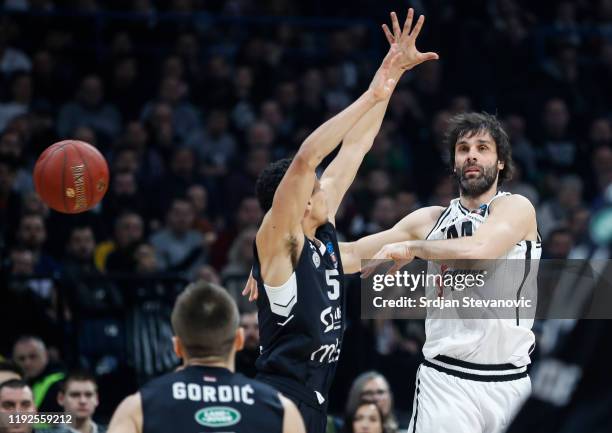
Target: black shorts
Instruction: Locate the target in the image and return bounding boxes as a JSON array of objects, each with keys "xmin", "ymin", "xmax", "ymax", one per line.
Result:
[{"xmin": 288, "ymin": 395, "xmax": 327, "ymax": 433}]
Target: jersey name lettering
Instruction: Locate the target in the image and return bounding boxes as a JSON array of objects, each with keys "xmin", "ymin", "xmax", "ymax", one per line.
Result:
[{"xmin": 172, "ymin": 382, "xmax": 255, "ymax": 405}]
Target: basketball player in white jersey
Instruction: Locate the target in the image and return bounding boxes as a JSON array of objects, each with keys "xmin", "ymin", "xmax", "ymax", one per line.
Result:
[{"xmin": 349, "ymin": 112, "xmax": 541, "ymax": 433}]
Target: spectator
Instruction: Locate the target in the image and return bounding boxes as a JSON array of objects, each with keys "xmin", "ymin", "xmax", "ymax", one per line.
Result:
[
  {"xmin": 342, "ymin": 400, "xmax": 384, "ymax": 433},
  {"xmin": 210, "ymin": 196, "xmax": 262, "ymax": 270},
  {"xmin": 0, "ymin": 24, "xmax": 32, "ymax": 75},
  {"xmin": 0, "ymin": 72, "xmax": 32, "ymax": 132},
  {"xmin": 537, "ymin": 98, "xmax": 577, "ymax": 172},
  {"xmin": 15, "ymin": 213, "xmax": 60, "ymax": 275},
  {"xmin": 94, "ymin": 212, "xmax": 144, "ymax": 272},
  {"xmin": 101, "ymin": 170, "xmax": 148, "ymax": 226},
  {"xmin": 0, "ymin": 131, "xmax": 33, "ymax": 193},
  {"xmin": 0, "ymin": 361, "xmax": 23, "ymax": 385},
  {"xmin": 192, "ymin": 264, "xmax": 221, "ymax": 285},
  {"xmin": 12, "ymin": 336, "xmax": 65, "ymax": 413},
  {"xmin": 0, "ymin": 380, "xmax": 36, "ymax": 433},
  {"xmin": 538, "ymin": 175, "xmax": 584, "ymax": 238},
  {"xmin": 149, "ymin": 198, "xmax": 206, "ymax": 276},
  {"xmin": 345, "ymin": 372, "xmax": 398, "ymax": 433},
  {"xmin": 221, "ymin": 227, "xmax": 257, "ymax": 310},
  {"xmin": 186, "ymin": 109, "xmax": 236, "ymax": 177},
  {"xmin": 56, "ymin": 75, "xmax": 122, "ymax": 145},
  {"xmin": 0, "ymin": 153, "xmax": 21, "ymax": 244},
  {"xmin": 186, "ymin": 184, "xmax": 216, "ymax": 245},
  {"xmin": 53, "ymin": 371, "xmax": 106, "ymax": 433},
  {"xmin": 235, "ymin": 311, "xmax": 258, "ymax": 378},
  {"xmin": 542, "ymin": 227, "xmax": 574, "ymax": 259}
]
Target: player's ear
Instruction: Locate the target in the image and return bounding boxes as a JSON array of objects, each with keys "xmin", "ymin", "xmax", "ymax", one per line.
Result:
[
  {"xmin": 57, "ymin": 390, "xmax": 65, "ymax": 406},
  {"xmin": 234, "ymin": 327, "xmax": 245, "ymax": 352},
  {"xmin": 172, "ymin": 336, "xmax": 185, "ymax": 359},
  {"xmin": 498, "ymin": 160, "xmax": 504, "ymax": 170}
]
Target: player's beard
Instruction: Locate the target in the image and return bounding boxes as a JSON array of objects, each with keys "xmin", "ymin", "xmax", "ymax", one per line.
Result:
[{"xmin": 454, "ymin": 163, "xmax": 498, "ymax": 198}]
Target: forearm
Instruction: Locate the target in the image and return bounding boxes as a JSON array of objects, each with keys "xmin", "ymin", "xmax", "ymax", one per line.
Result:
[
  {"xmin": 406, "ymin": 238, "xmax": 486, "ymax": 261},
  {"xmin": 342, "ymin": 67, "xmax": 402, "ymax": 149},
  {"xmin": 297, "ymin": 89, "xmax": 378, "ymax": 169}
]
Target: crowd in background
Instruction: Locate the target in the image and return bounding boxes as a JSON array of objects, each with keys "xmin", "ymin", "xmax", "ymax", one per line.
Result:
[{"xmin": 0, "ymin": 0, "xmax": 611, "ymax": 430}]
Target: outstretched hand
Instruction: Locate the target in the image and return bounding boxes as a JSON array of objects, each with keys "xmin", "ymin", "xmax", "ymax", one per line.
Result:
[
  {"xmin": 382, "ymin": 9, "xmax": 439, "ymax": 72},
  {"xmin": 361, "ymin": 242, "xmax": 416, "ymax": 279}
]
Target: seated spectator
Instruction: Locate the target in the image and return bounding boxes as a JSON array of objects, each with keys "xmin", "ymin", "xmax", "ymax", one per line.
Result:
[
  {"xmin": 221, "ymin": 227, "xmax": 256, "ymax": 309},
  {"xmin": 235, "ymin": 311, "xmax": 258, "ymax": 379},
  {"xmin": 54, "ymin": 371, "xmax": 106, "ymax": 433},
  {"xmin": 345, "ymin": 372, "xmax": 398, "ymax": 433},
  {"xmin": 186, "ymin": 184, "xmax": 216, "ymax": 245},
  {"xmin": 342, "ymin": 400, "xmax": 384, "ymax": 433},
  {"xmin": 0, "ymin": 72, "xmax": 31, "ymax": 132},
  {"xmin": 12, "ymin": 336, "xmax": 65, "ymax": 413},
  {"xmin": 0, "ymin": 380, "xmax": 36, "ymax": 433},
  {"xmin": 0, "ymin": 30, "xmax": 32, "ymax": 75},
  {"xmin": 186, "ymin": 109, "xmax": 236, "ymax": 177},
  {"xmin": 149, "ymin": 198, "xmax": 206, "ymax": 277},
  {"xmin": 192, "ymin": 264, "xmax": 221, "ymax": 285},
  {"xmin": 0, "ymin": 152, "xmax": 22, "ymax": 245},
  {"xmin": 542, "ymin": 227, "xmax": 574, "ymax": 260},
  {"xmin": 0, "ymin": 361, "xmax": 23, "ymax": 385},
  {"xmin": 15, "ymin": 213, "xmax": 60, "ymax": 275},
  {"xmin": 538, "ymin": 175, "xmax": 584, "ymax": 238},
  {"xmin": 101, "ymin": 170, "xmax": 149, "ymax": 226},
  {"xmin": 57, "ymin": 75, "xmax": 121, "ymax": 145},
  {"xmin": 94, "ymin": 212, "xmax": 144, "ymax": 272}
]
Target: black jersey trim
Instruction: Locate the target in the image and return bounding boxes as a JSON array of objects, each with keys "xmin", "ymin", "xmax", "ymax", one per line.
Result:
[
  {"xmin": 516, "ymin": 241, "xmax": 532, "ymax": 326},
  {"xmin": 457, "ymin": 201, "xmax": 470, "ymax": 215},
  {"xmin": 433, "ymin": 355, "xmax": 522, "ymax": 371},
  {"xmin": 423, "ymin": 360, "xmax": 528, "ymax": 382},
  {"xmin": 426, "ymin": 207, "xmax": 451, "ymax": 240},
  {"xmin": 411, "ymin": 371, "xmax": 421, "ymax": 433}
]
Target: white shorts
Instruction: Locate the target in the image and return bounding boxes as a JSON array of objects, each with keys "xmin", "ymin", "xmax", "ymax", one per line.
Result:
[{"xmin": 408, "ymin": 356, "xmax": 531, "ymax": 433}]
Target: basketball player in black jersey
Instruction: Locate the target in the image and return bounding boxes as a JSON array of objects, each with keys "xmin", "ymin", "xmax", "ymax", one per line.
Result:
[
  {"xmin": 248, "ymin": 10, "xmax": 438, "ymax": 433},
  {"xmin": 106, "ymin": 281, "xmax": 305, "ymax": 433}
]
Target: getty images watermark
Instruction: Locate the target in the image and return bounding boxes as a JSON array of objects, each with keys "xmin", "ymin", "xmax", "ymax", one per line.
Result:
[{"xmin": 361, "ymin": 259, "xmax": 612, "ymax": 320}]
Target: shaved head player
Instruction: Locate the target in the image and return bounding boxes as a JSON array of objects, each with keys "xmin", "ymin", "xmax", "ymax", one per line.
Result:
[
  {"xmin": 106, "ymin": 281, "xmax": 305, "ymax": 433},
  {"xmin": 248, "ymin": 10, "xmax": 437, "ymax": 433}
]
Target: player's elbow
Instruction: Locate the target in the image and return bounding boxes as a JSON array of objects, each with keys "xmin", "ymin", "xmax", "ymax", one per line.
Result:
[
  {"xmin": 459, "ymin": 240, "xmax": 493, "ymax": 260},
  {"xmin": 293, "ymin": 150, "xmax": 320, "ymax": 172}
]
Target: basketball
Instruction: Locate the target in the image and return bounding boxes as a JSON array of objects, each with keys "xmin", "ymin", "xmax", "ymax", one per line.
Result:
[{"xmin": 33, "ymin": 140, "xmax": 109, "ymax": 214}]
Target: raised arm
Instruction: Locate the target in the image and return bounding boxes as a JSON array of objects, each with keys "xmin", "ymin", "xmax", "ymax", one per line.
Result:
[
  {"xmin": 257, "ymin": 60, "xmax": 399, "ymax": 286},
  {"xmin": 321, "ymin": 9, "xmax": 438, "ymax": 220}
]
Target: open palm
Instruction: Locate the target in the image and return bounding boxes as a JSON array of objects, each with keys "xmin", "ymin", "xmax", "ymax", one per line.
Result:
[{"xmin": 383, "ymin": 9, "xmax": 438, "ymax": 71}]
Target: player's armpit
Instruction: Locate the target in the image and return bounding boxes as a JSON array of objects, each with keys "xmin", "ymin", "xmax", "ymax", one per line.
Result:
[
  {"xmin": 107, "ymin": 393, "xmax": 143, "ymax": 433},
  {"xmin": 340, "ymin": 206, "xmax": 444, "ymax": 274},
  {"xmin": 280, "ymin": 394, "xmax": 306, "ymax": 433}
]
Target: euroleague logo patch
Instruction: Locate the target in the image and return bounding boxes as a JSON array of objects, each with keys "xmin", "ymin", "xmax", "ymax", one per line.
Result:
[{"xmin": 326, "ymin": 241, "xmax": 338, "ymax": 269}]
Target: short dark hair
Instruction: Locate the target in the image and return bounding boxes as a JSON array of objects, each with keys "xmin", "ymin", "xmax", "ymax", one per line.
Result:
[
  {"xmin": 0, "ymin": 379, "xmax": 30, "ymax": 394},
  {"xmin": 0, "ymin": 361, "xmax": 23, "ymax": 378},
  {"xmin": 255, "ymin": 158, "xmax": 293, "ymax": 212},
  {"xmin": 61, "ymin": 371, "xmax": 96, "ymax": 394},
  {"xmin": 445, "ymin": 112, "xmax": 514, "ymax": 186},
  {"xmin": 171, "ymin": 281, "xmax": 239, "ymax": 359}
]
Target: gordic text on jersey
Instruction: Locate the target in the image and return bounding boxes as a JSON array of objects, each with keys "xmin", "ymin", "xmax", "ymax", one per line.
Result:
[
  {"xmin": 141, "ymin": 365, "xmax": 283, "ymax": 433},
  {"xmin": 253, "ymin": 222, "xmax": 345, "ymax": 408}
]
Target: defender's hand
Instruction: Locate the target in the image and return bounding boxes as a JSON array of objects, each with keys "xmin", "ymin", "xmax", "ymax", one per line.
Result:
[
  {"xmin": 361, "ymin": 242, "xmax": 416, "ymax": 278},
  {"xmin": 382, "ymin": 9, "xmax": 439, "ymax": 72},
  {"xmin": 370, "ymin": 51, "xmax": 402, "ymax": 101},
  {"xmin": 241, "ymin": 270, "xmax": 259, "ymax": 302}
]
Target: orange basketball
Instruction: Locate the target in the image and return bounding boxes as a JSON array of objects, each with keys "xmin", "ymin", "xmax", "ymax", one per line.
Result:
[{"xmin": 33, "ymin": 140, "xmax": 109, "ymax": 214}]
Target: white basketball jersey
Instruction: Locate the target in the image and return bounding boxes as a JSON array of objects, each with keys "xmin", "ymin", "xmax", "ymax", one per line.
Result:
[{"xmin": 422, "ymin": 191, "xmax": 542, "ymax": 366}]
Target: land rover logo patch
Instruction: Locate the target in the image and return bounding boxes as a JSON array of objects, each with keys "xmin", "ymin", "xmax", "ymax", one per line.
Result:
[{"xmin": 194, "ymin": 406, "xmax": 241, "ymax": 427}]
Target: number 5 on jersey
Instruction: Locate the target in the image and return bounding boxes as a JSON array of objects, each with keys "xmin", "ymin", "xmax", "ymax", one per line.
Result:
[{"xmin": 325, "ymin": 269, "xmax": 340, "ymax": 300}]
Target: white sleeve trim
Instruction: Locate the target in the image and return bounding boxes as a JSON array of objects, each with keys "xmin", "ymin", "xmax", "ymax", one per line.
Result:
[{"xmin": 264, "ymin": 272, "xmax": 298, "ymax": 317}]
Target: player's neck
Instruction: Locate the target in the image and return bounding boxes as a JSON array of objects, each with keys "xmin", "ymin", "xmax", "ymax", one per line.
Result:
[
  {"xmin": 459, "ymin": 186, "xmax": 498, "ymax": 210},
  {"xmin": 303, "ymin": 220, "xmax": 318, "ymax": 240},
  {"xmin": 184, "ymin": 357, "xmax": 235, "ymax": 372}
]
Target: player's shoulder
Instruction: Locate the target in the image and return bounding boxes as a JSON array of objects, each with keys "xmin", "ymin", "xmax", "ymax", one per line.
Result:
[{"xmin": 490, "ymin": 193, "xmax": 536, "ymax": 214}]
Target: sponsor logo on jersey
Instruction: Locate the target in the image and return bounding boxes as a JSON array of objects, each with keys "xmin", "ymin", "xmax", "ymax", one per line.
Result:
[
  {"xmin": 310, "ymin": 338, "xmax": 341, "ymax": 363},
  {"xmin": 203, "ymin": 375, "xmax": 217, "ymax": 382},
  {"xmin": 326, "ymin": 241, "xmax": 338, "ymax": 269},
  {"xmin": 320, "ymin": 306, "xmax": 342, "ymax": 333},
  {"xmin": 312, "ymin": 252, "xmax": 321, "ymax": 268},
  {"xmin": 194, "ymin": 406, "xmax": 241, "ymax": 428}
]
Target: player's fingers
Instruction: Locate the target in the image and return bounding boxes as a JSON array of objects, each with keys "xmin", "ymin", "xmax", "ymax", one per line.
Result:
[
  {"xmin": 402, "ymin": 8, "xmax": 414, "ymax": 38},
  {"xmin": 419, "ymin": 52, "xmax": 439, "ymax": 62},
  {"xmin": 410, "ymin": 15, "xmax": 425, "ymax": 40},
  {"xmin": 382, "ymin": 24, "xmax": 394, "ymax": 45},
  {"xmin": 391, "ymin": 11, "xmax": 401, "ymax": 39}
]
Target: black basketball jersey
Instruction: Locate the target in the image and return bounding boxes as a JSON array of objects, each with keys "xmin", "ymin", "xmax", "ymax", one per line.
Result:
[
  {"xmin": 252, "ymin": 222, "xmax": 346, "ymax": 409},
  {"xmin": 141, "ymin": 365, "xmax": 284, "ymax": 433}
]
